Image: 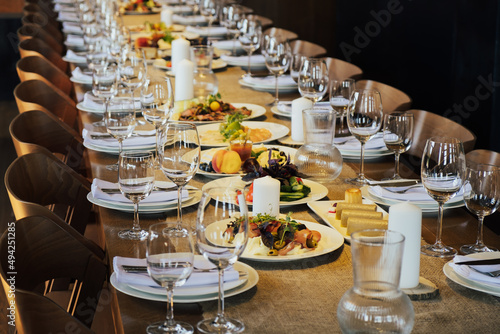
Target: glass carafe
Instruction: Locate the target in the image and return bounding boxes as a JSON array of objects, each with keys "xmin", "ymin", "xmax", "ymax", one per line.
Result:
[
  {"xmin": 294, "ymin": 108, "xmax": 343, "ymax": 182},
  {"xmin": 337, "ymin": 229, "xmax": 414, "ymax": 334}
]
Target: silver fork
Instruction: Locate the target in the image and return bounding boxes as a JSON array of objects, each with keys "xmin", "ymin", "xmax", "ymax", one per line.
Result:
[
  {"xmin": 382, "ymin": 184, "xmax": 422, "ymax": 194},
  {"xmin": 470, "ymin": 267, "xmax": 500, "ymax": 277}
]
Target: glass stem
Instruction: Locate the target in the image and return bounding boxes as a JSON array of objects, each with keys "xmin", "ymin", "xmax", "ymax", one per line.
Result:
[
  {"xmin": 475, "ymin": 215, "xmax": 486, "ymax": 247},
  {"xmin": 339, "ymin": 114, "xmax": 345, "ymax": 134},
  {"xmin": 394, "ymin": 152, "xmax": 401, "ymax": 178},
  {"xmin": 154, "ymin": 124, "xmax": 161, "ymax": 168},
  {"xmin": 215, "ymin": 267, "xmax": 226, "ymax": 325},
  {"xmin": 176, "ymin": 185, "xmax": 183, "ymax": 229},
  {"xmin": 164, "ymin": 286, "xmax": 176, "ymax": 328},
  {"xmin": 247, "ymin": 50, "xmax": 253, "ymax": 76},
  {"xmin": 359, "ymin": 141, "xmax": 366, "ymax": 180},
  {"xmin": 434, "ymin": 201, "xmax": 445, "ymax": 248},
  {"xmin": 274, "ymin": 74, "xmax": 279, "ymax": 106},
  {"xmin": 132, "ymin": 200, "xmax": 141, "ymax": 233},
  {"xmin": 118, "ymin": 139, "xmax": 123, "ymax": 165}
]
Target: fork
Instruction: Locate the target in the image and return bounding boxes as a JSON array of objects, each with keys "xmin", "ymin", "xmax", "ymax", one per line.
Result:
[
  {"xmin": 382, "ymin": 184, "xmax": 422, "ymax": 194},
  {"xmin": 469, "ymin": 267, "xmax": 500, "ymax": 277}
]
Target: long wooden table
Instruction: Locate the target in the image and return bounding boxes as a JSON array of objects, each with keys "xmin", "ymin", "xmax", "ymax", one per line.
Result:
[{"xmin": 73, "ymin": 15, "xmax": 500, "ymax": 334}]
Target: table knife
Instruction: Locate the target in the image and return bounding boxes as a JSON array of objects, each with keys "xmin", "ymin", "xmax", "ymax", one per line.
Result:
[
  {"xmin": 454, "ymin": 258, "xmax": 500, "ymax": 266},
  {"xmin": 370, "ymin": 180, "xmax": 420, "ymax": 187}
]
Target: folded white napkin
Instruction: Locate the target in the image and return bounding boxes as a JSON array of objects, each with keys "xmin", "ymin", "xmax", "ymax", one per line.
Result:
[
  {"xmin": 63, "ymin": 22, "xmax": 83, "ymax": 34},
  {"xmin": 81, "ymin": 92, "xmax": 143, "ymax": 111},
  {"xmin": 82, "ymin": 128, "xmax": 156, "ymax": 148},
  {"xmin": 221, "ymin": 54, "xmax": 265, "ymax": 65},
  {"xmin": 241, "ymin": 74, "xmax": 297, "ymax": 88},
  {"xmin": 164, "ymin": 5, "xmax": 192, "ymax": 13},
  {"xmin": 113, "ymin": 256, "xmax": 240, "ymax": 287},
  {"xmin": 173, "ymin": 14, "xmax": 206, "ymax": 25},
  {"xmin": 58, "ymin": 12, "xmax": 79, "ymax": 22},
  {"xmin": 369, "ymin": 184, "xmax": 464, "ymax": 202},
  {"xmin": 334, "ymin": 134, "xmax": 386, "ymax": 150},
  {"xmin": 451, "ymin": 255, "xmax": 500, "ymax": 285},
  {"xmin": 66, "ymin": 34, "xmax": 84, "ymax": 46},
  {"xmin": 55, "ymin": 4, "xmax": 76, "ymax": 13},
  {"xmin": 277, "ymin": 101, "xmax": 330, "ymax": 113},
  {"xmin": 185, "ymin": 25, "xmax": 228, "ymax": 36},
  {"xmin": 65, "ymin": 50, "xmax": 86, "ymax": 62},
  {"xmin": 91, "ymin": 179, "xmax": 187, "ymax": 204},
  {"xmin": 213, "ymin": 40, "xmax": 242, "ymax": 49},
  {"xmin": 71, "ymin": 67, "xmax": 92, "ymax": 82}
]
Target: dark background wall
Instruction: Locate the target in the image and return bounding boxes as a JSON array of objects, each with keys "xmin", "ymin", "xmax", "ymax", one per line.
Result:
[{"xmin": 243, "ymin": 0, "xmax": 500, "ymax": 152}]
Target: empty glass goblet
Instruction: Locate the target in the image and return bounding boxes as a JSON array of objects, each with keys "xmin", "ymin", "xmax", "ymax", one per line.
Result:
[
  {"xmin": 383, "ymin": 112, "xmax": 414, "ymax": 180},
  {"xmin": 238, "ymin": 18, "xmax": 262, "ymax": 78},
  {"xmin": 298, "ymin": 57, "xmax": 329, "ymax": 104},
  {"xmin": 329, "ymin": 78, "xmax": 355, "ymax": 135},
  {"xmin": 263, "ymin": 35, "xmax": 291, "ymax": 107}
]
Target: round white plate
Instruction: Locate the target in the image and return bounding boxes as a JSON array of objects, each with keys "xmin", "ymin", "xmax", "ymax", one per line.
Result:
[
  {"xmin": 154, "ymin": 58, "xmax": 227, "ymax": 72},
  {"xmin": 444, "ymin": 252, "xmax": 500, "ymax": 297},
  {"xmin": 307, "ymin": 199, "xmax": 388, "ymax": 241},
  {"xmin": 76, "ymin": 97, "xmax": 143, "ymax": 114},
  {"xmin": 183, "ymin": 145, "xmax": 297, "ymax": 178},
  {"xmin": 171, "ymin": 103, "xmax": 266, "ymax": 124},
  {"xmin": 110, "ymin": 260, "xmax": 259, "ymax": 303},
  {"xmin": 62, "ymin": 56, "xmax": 87, "ymax": 66},
  {"xmin": 86, "ymin": 186, "xmax": 201, "ymax": 214},
  {"xmin": 70, "ymin": 76, "xmax": 92, "ymax": 85},
  {"xmin": 83, "ymin": 141, "xmax": 156, "ymax": 155},
  {"xmin": 238, "ymin": 79, "xmax": 298, "ymax": 93},
  {"xmin": 197, "ymin": 121, "xmax": 289, "ymax": 147},
  {"xmin": 201, "ymin": 176, "xmax": 328, "ymax": 206},
  {"xmin": 270, "ymin": 106, "xmax": 291, "ymax": 118}
]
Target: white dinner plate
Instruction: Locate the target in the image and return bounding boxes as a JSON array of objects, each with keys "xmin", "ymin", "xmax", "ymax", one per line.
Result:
[
  {"xmin": 83, "ymin": 140, "xmax": 156, "ymax": 155},
  {"xmin": 154, "ymin": 58, "xmax": 227, "ymax": 72},
  {"xmin": 183, "ymin": 145, "xmax": 297, "ymax": 178},
  {"xmin": 70, "ymin": 76, "xmax": 92, "ymax": 85},
  {"xmin": 86, "ymin": 186, "xmax": 201, "ymax": 214},
  {"xmin": 171, "ymin": 103, "xmax": 266, "ymax": 124},
  {"xmin": 443, "ymin": 252, "xmax": 500, "ymax": 297},
  {"xmin": 238, "ymin": 78, "xmax": 298, "ymax": 93},
  {"xmin": 201, "ymin": 176, "xmax": 329, "ymax": 206},
  {"xmin": 110, "ymin": 260, "xmax": 259, "ymax": 303},
  {"xmin": 62, "ymin": 56, "xmax": 87, "ymax": 67},
  {"xmin": 197, "ymin": 121, "xmax": 289, "ymax": 147},
  {"xmin": 307, "ymin": 199, "xmax": 388, "ymax": 241}
]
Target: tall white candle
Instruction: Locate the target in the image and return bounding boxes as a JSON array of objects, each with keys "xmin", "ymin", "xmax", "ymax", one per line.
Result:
[
  {"xmin": 252, "ymin": 176, "xmax": 280, "ymax": 217},
  {"xmin": 161, "ymin": 8, "xmax": 173, "ymax": 26},
  {"xmin": 171, "ymin": 38, "xmax": 191, "ymax": 74},
  {"xmin": 175, "ymin": 59, "xmax": 194, "ymax": 101},
  {"xmin": 291, "ymin": 97, "xmax": 313, "ymax": 142},
  {"xmin": 388, "ymin": 202, "xmax": 422, "ymax": 289}
]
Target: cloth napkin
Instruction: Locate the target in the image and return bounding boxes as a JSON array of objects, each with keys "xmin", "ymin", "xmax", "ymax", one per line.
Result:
[
  {"xmin": 450, "ymin": 255, "xmax": 500, "ymax": 285},
  {"xmin": 221, "ymin": 54, "xmax": 266, "ymax": 66},
  {"xmin": 71, "ymin": 67, "xmax": 92, "ymax": 83},
  {"xmin": 81, "ymin": 92, "xmax": 144, "ymax": 111},
  {"xmin": 91, "ymin": 179, "xmax": 187, "ymax": 204},
  {"xmin": 369, "ymin": 183, "xmax": 464, "ymax": 202},
  {"xmin": 164, "ymin": 5, "xmax": 192, "ymax": 13},
  {"xmin": 334, "ymin": 133, "xmax": 386, "ymax": 150},
  {"xmin": 65, "ymin": 50, "xmax": 86, "ymax": 62},
  {"xmin": 55, "ymin": 4, "xmax": 76, "ymax": 13},
  {"xmin": 58, "ymin": 11, "xmax": 79, "ymax": 22},
  {"xmin": 241, "ymin": 74, "xmax": 297, "ymax": 88},
  {"xmin": 113, "ymin": 256, "xmax": 240, "ymax": 287},
  {"xmin": 277, "ymin": 101, "xmax": 330, "ymax": 113},
  {"xmin": 82, "ymin": 128, "xmax": 156, "ymax": 148},
  {"xmin": 63, "ymin": 22, "xmax": 83, "ymax": 34},
  {"xmin": 213, "ymin": 40, "xmax": 242, "ymax": 50},
  {"xmin": 66, "ymin": 34, "xmax": 84, "ymax": 46},
  {"xmin": 173, "ymin": 14, "xmax": 206, "ymax": 25},
  {"xmin": 185, "ymin": 25, "xmax": 228, "ymax": 36}
]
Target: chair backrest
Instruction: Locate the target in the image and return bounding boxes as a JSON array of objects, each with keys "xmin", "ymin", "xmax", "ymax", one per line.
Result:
[
  {"xmin": 18, "ymin": 23, "xmax": 64, "ymax": 54},
  {"xmin": 23, "ymin": 2, "xmax": 57, "ymax": 20},
  {"xmin": 9, "ymin": 110, "xmax": 87, "ymax": 175},
  {"xmin": 465, "ymin": 149, "xmax": 500, "ymax": 167},
  {"xmin": 263, "ymin": 27, "xmax": 298, "ymax": 42},
  {"xmin": 22, "ymin": 11, "xmax": 62, "ymax": 42},
  {"xmin": 289, "ymin": 40, "xmax": 327, "ymax": 58},
  {"xmin": 325, "ymin": 57, "xmax": 363, "ymax": 82},
  {"xmin": 18, "ymin": 37, "xmax": 68, "ymax": 73},
  {"xmin": 16, "ymin": 56, "xmax": 74, "ymax": 98},
  {"xmin": 245, "ymin": 14, "xmax": 273, "ymax": 29},
  {"xmin": 0, "ymin": 215, "xmax": 106, "ymax": 333},
  {"xmin": 14, "ymin": 79, "xmax": 79, "ymax": 131},
  {"xmin": 5, "ymin": 151, "xmax": 92, "ymax": 236},
  {"xmin": 355, "ymin": 79, "xmax": 412, "ymax": 113}
]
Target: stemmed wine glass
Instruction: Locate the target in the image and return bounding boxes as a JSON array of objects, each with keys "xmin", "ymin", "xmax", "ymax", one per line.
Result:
[
  {"xmin": 141, "ymin": 76, "xmax": 174, "ymax": 169},
  {"xmin": 146, "ymin": 222, "xmax": 195, "ymax": 334},
  {"xmin": 222, "ymin": 4, "xmax": 242, "ymax": 55},
  {"xmin": 238, "ymin": 17, "xmax": 262, "ymax": 78},
  {"xmin": 263, "ymin": 35, "xmax": 291, "ymax": 107},
  {"xmin": 298, "ymin": 57, "xmax": 329, "ymax": 104},
  {"xmin": 120, "ymin": 50, "xmax": 147, "ymax": 99},
  {"xmin": 346, "ymin": 89, "xmax": 383, "ymax": 184},
  {"xmin": 118, "ymin": 151, "xmax": 154, "ymax": 240},
  {"xmin": 460, "ymin": 163, "xmax": 500, "ymax": 254},
  {"xmin": 196, "ymin": 186, "xmax": 249, "ymax": 334},
  {"xmin": 92, "ymin": 63, "xmax": 118, "ymax": 129},
  {"xmin": 421, "ymin": 136, "xmax": 466, "ymax": 257},
  {"xmin": 200, "ymin": 0, "xmax": 220, "ymax": 42},
  {"xmin": 383, "ymin": 112, "xmax": 414, "ymax": 180},
  {"xmin": 329, "ymin": 78, "xmax": 355, "ymax": 135},
  {"xmin": 160, "ymin": 122, "xmax": 201, "ymax": 231},
  {"xmin": 290, "ymin": 54, "xmax": 306, "ymax": 83}
]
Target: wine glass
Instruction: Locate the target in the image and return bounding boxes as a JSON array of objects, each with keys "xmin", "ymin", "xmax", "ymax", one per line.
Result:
[
  {"xmin": 460, "ymin": 163, "xmax": 500, "ymax": 254},
  {"xmin": 120, "ymin": 50, "xmax": 147, "ymax": 98},
  {"xmin": 346, "ymin": 89, "xmax": 383, "ymax": 184},
  {"xmin": 196, "ymin": 186, "xmax": 249, "ymax": 334},
  {"xmin": 298, "ymin": 57, "xmax": 329, "ymax": 104},
  {"xmin": 141, "ymin": 76, "xmax": 174, "ymax": 169},
  {"xmin": 92, "ymin": 63, "xmax": 118, "ymax": 128},
  {"xmin": 290, "ymin": 54, "xmax": 306, "ymax": 83},
  {"xmin": 329, "ymin": 78, "xmax": 355, "ymax": 135},
  {"xmin": 200, "ymin": 0, "xmax": 220, "ymax": 42},
  {"xmin": 383, "ymin": 111, "xmax": 414, "ymax": 180},
  {"xmin": 421, "ymin": 136, "xmax": 466, "ymax": 257},
  {"xmin": 221, "ymin": 4, "xmax": 242, "ymax": 55},
  {"xmin": 263, "ymin": 35, "xmax": 291, "ymax": 107},
  {"xmin": 105, "ymin": 98, "xmax": 137, "ymax": 171},
  {"xmin": 118, "ymin": 151, "xmax": 154, "ymax": 240},
  {"xmin": 146, "ymin": 222, "xmax": 195, "ymax": 334},
  {"xmin": 160, "ymin": 122, "xmax": 201, "ymax": 231},
  {"xmin": 238, "ymin": 17, "xmax": 262, "ymax": 78}
]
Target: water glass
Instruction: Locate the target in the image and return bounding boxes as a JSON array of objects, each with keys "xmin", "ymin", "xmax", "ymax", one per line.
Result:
[
  {"xmin": 238, "ymin": 18, "xmax": 262, "ymax": 77},
  {"xmin": 329, "ymin": 78, "xmax": 355, "ymax": 135},
  {"xmin": 263, "ymin": 35, "xmax": 291, "ymax": 107},
  {"xmin": 383, "ymin": 112, "xmax": 414, "ymax": 180},
  {"xmin": 298, "ymin": 57, "xmax": 329, "ymax": 104}
]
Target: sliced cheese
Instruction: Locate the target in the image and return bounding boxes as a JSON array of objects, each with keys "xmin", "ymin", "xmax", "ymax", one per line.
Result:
[
  {"xmin": 346, "ymin": 218, "xmax": 388, "ymax": 236},
  {"xmin": 340, "ymin": 210, "xmax": 383, "ymax": 227},
  {"xmin": 334, "ymin": 203, "xmax": 377, "ymax": 220}
]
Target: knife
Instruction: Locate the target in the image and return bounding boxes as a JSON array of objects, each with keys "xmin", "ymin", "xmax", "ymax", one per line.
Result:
[
  {"xmin": 369, "ymin": 180, "xmax": 421, "ymax": 187},
  {"xmin": 454, "ymin": 258, "xmax": 500, "ymax": 266}
]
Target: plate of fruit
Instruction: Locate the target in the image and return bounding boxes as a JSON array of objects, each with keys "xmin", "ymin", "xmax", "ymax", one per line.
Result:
[{"xmin": 121, "ymin": 0, "xmax": 161, "ymax": 14}]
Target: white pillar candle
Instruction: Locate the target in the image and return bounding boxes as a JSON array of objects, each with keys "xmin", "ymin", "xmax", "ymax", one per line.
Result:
[
  {"xmin": 252, "ymin": 176, "xmax": 280, "ymax": 217},
  {"xmin": 388, "ymin": 202, "xmax": 422, "ymax": 289},
  {"xmin": 171, "ymin": 38, "xmax": 191, "ymax": 75},
  {"xmin": 174, "ymin": 59, "xmax": 194, "ymax": 101},
  {"xmin": 291, "ymin": 97, "xmax": 313, "ymax": 142},
  {"xmin": 161, "ymin": 8, "xmax": 173, "ymax": 26}
]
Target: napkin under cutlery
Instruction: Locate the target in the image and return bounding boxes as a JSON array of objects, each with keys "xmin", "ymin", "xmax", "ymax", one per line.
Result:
[
  {"xmin": 62, "ymin": 23, "xmax": 83, "ymax": 35},
  {"xmin": 82, "ymin": 128, "xmax": 156, "ymax": 148},
  {"xmin": 58, "ymin": 11, "xmax": 79, "ymax": 22},
  {"xmin": 81, "ymin": 92, "xmax": 144, "ymax": 111},
  {"xmin": 71, "ymin": 67, "xmax": 92, "ymax": 83},
  {"xmin": 334, "ymin": 134, "xmax": 386, "ymax": 151},
  {"xmin": 113, "ymin": 256, "xmax": 240, "ymax": 287},
  {"xmin": 241, "ymin": 74, "xmax": 297, "ymax": 87},
  {"xmin": 185, "ymin": 25, "xmax": 228, "ymax": 36},
  {"xmin": 173, "ymin": 14, "xmax": 206, "ymax": 25},
  {"xmin": 277, "ymin": 101, "xmax": 330, "ymax": 113},
  {"xmin": 369, "ymin": 184, "xmax": 464, "ymax": 202},
  {"xmin": 212, "ymin": 40, "xmax": 242, "ymax": 50},
  {"xmin": 221, "ymin": 54, "xmax": 266, "ymax": 66},
  {"xmin": 66, "ymin": 34, "xmax": 84, "ymax": 46},
  {"xmin": 65, "ymin": 50, "xmax": 86, "ymax": 62},
  {"xmin": 450, "ymin": 255, "xmax": 500, "ymax": 285},
  {"xmin": 163, "ymin": 5, "xmax": 192, "ymax": 13}
]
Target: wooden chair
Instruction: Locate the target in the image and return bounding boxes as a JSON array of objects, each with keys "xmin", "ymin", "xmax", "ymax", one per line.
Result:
[
  {"xmin": 325, "ymin": 57, "xmax": 363, "ymax": 82},
  {"xmin": 18, "ymin": 37, "xmax": 68, "ymax": 73},
  {"xmin": 263, "ymin": 27, "xmax": 298, "ymax": 42},
  {"xmin": 9, "ymin": 110, "xmax": 87, "ymax": 176},
  {"xmin": 465, "ymin": 149, "xmax": 500, "ymax": 167},
  {"xmin": 245, "ymin": 14, "xmax": 273, "ymax": 30},
  {"xmin": 0, "ymin": 215, "xmax": 107, "ymax": 333},
  {"xmin": 23, "ymin": 2, "xmax": 58, "ymax": 26},
  {"xmin": 289, "ymin": 40, "xmax": 327, "ymax": 58},
  {"xmin": 14, "ymin": 79, "xmax": 79, "ymax": 131},
  {"xmin": 5, "ymin": 151, "xmax": 92, "ymax": 236},
  {"xmin": 22, "ymin": 12, "xmax": 63, "ymax": 42},
  {"xmin": 355, "ymin": 79, "xmax": 412, "ymax": 113},
  {"xmin": 18, "ymin": 23, "xmax": 64, "ymax": 55},
  {"xmin": 16, "ymin": 56, "xmax": 75, "ymax": 99}
]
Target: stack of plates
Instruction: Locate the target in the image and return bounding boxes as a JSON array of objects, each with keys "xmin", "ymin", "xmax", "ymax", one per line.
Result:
[{"xmin": 82, "ymin": 129, "xmax": 157, "ymax": 154}]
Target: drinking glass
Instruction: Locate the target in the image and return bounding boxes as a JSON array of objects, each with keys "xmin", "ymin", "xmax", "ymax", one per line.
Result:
[
  {"xmin": 263, "ymin": 35, "xmax": 291, "ymax": 107},
  {"xmin": 346, "ymin": 89, "xmax": 383, "ymax": 184},
  {"xmin": 141, "ymin": 76, "xmax": 174, "ymax": 169},
  {"xmin": 421, "ymin": 136, "xmax": 466, "ymax": 257},
  {"xmin": 105, "ymin": 98, "xmax": 137, "ymax": 171},
  {"xmin": 460, "ymin": 163, "xmax": 500, "ymax": 254},
  {"xmin": 160, "ymin": 122, "xmax": 201, "ymax": 231},
  {"xmin": 147, "ymin": 222, "xmax": 194, "ymax": 334},
  {"xmin": 298, "ymin": 57, "xmax": 329, "ymax": 104},
  {"xmin": 238, "ymin": 18, "xmax": 262, "ymax": 77},
  {"xmin": 118, "ymin": 151, "xmax": 154, "ymax": 240},
  {"xmin": 290, "ymin": 54, "xmax": 306, "ymax": 83},
  {"xmin": 120, "ymin": 50, "xmax": 147, "ymax": 98},
  {"xmin": 383, "ymin": 112, "xmax": 414, "ymax": 180},
  {"xmin": 200, "ymin": 0, "xmax": 220, "ymax": 41},
  {"xmin": 92, "ymin": 63, "xmax": 118, "ymax": 128},
  {"xmin": 221, "ymin": 4, "xmax": 242, "ymax": 55},
  {"xmin": 196, "ymin": 186, "xmax": 249, "ymax": 334},
  {"xmin": 329, "ymin": 78, "xmax": 355, "ymax": 135}
]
